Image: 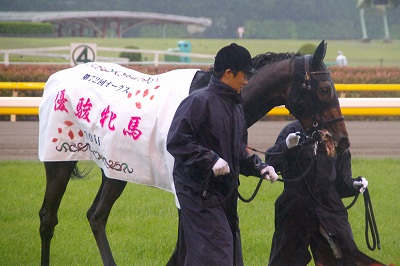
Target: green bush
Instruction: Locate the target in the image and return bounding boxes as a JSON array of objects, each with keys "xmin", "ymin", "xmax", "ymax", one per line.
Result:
[
  {"xmin": 298, "ymin": 43, "xmax": 317, "ymax": 55},
  {"xmin": 119, "ymin": 45, "xmax": 142, "ymax": 62},
  {"xmin": 0, "ymin": 22, "xmax": 53, "ymax": 36}
]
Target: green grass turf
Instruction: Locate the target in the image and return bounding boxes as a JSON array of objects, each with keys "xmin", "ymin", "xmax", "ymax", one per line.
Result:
[
  {"xmin": 0, "ymin": 37, "xmax": 399, "ymax": 66},
  {"xmin": 0, "ymin": 159, "xmax": 399, "ymax": 265}
]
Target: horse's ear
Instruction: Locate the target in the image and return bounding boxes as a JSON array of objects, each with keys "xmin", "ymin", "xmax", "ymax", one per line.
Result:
[{"xmin": 311, "ymin": 40, "xmax": 327, "ymax": 69}]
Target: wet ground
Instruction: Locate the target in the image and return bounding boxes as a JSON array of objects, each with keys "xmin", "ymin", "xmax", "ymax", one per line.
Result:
[{"xmin": 1, "ymin": 120, "xmax": 399, "ymax": 161}]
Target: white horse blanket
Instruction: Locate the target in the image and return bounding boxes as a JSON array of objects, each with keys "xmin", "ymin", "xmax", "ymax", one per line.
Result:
[{"xmin": 39, "ymin": 62, "xmax": 199, "ymax": 194}]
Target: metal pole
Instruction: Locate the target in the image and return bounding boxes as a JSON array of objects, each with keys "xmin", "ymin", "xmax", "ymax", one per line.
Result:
[
  {"xmin": 359, "ymin": 8, "xmax": 369, "ymax": 41},
  {"xmin": 163, "ymin": 24, "xmax": 166, "ymax": 39}
]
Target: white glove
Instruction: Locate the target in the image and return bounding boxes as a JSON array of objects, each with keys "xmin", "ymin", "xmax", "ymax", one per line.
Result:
[
  {"xmin": 286, "ymin": 132, "xmax": 301, "ymax": 149},
  {"xmin": 212, "ymin": 158, "xmax": 230, "ymax": 176},
  {"xmin": 261, "ymin": 165, "xmax": 279, "ymax": 183},
  {"xmin": 353, "ymin": 177, "xmax": 368, "ymax": 194}
]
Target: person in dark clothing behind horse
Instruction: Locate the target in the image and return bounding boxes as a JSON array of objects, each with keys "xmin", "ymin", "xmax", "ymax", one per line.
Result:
[
  {"xmin": 265, "ymin": 120, "xmax": 385, "ymax": 266},
  {"xmin": 166, "ymin": 43, "xmax": 279, "ymax": 266}
]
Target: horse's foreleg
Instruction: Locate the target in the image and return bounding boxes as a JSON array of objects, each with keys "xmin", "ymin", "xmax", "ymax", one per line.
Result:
[
  {"xmin": 39, "ymin": 161, "xmax": 77, "ymax": 266},
  {"xmin": 87, "ymin": 170, "xmax": 127, "ymax": 266}
]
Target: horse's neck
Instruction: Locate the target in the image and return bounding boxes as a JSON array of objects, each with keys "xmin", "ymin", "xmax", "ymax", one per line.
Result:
[{"xmin": 242, "ymin": 60, "xmax": 293, "ymax": 127}]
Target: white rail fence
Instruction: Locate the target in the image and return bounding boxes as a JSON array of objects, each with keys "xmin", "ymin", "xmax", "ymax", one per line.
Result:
[{"xmin": 0, "ymin": 46, "xmax": 215, "ymax": 66}]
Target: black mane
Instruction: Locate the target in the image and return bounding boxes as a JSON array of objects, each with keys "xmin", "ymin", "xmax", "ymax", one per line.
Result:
[
  {"xmin": 190, "ymin": 51, "xmax": 301, "ymax": 93},
  {"xmin": 251, "ymin": 52, "xmax": 301, "ymax": 69}
]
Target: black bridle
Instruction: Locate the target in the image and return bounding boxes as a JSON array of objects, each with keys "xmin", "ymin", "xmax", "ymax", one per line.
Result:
[{"xmin": 302, "ymin": 55, "xmax": 345, "ymax": 134}]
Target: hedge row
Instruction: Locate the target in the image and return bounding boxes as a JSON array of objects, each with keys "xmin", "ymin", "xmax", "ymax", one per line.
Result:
[
  {"xmin": 0, "ymin": 22, "xmax": 53, "ymax": 36},
  {"xmin": 329, "ymin": 66, "xmax": 400, "ymax": 84}
]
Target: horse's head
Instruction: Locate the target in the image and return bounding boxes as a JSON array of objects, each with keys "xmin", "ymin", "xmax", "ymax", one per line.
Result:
[{"xmin": 286, "ymin": 40, "xmax": 350, "ymax": 152}]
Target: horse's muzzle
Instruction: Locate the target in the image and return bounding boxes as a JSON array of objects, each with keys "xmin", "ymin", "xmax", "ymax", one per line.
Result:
[{"xmin": 337, "ymin": 137, "xmax": 350, "ymax": 152}]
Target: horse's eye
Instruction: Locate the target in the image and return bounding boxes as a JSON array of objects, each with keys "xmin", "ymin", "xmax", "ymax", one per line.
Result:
[{"xmin": 320, "ymin": 87, "xmax": 330, "ymax": 95}]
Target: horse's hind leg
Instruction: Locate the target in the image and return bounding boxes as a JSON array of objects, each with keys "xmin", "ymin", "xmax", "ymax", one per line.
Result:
[
  {"xmin": 87, "ymin": 170, "xmax": 127, "ymax": 266},
  {"xmin": 39, "ymin": 161, "xmax": 77, "ymax": 266}
]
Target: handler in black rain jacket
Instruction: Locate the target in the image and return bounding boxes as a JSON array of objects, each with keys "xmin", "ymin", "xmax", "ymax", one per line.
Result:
[
  {"xmin": 166, "ymin": 43, "xmax": 278, "ymax": 266},
  {"xmin": 265, "ymin": 120, "xmax": 385, "ymax": 266}
]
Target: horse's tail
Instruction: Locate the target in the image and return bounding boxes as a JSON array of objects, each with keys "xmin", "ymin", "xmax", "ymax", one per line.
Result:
[{"xmin": 71, "ymin": 163, "xmax": 94, "ymax": 179}]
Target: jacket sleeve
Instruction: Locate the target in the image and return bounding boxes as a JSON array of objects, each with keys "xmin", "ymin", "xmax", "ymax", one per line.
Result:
[
  {"xmin": 335, "ymin": 149, "xmax": 359, "ymax": 198},
  {"xmin": 167, "ymin": 96, "xmax": 219, "ymax": 171},
  {"xmin": 265, "ymin": 121, "xmax": 303, "ymax": 173},
  {"xmin": 239, "ymin": 153, "xmax": 263, "ymax": 177}
]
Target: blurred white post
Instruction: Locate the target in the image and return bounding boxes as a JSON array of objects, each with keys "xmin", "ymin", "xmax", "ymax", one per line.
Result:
[
  {"xmin": 382, "ymin": 6, "xmax": 391, "ymax": 42},
  {"xmin": 237, "ymin": 26, "xmax": 244, "ymax": 39},
  {"xmin": 154, "ymin": 52, "xmax": 159, "ymax": 67},
  {"xmin": 4, "ymin": 51, "xmax": 9, "ymax": 66},
  {"xmin": 359, "ymin": 8, "xmax": 369, "ymax": 41}
]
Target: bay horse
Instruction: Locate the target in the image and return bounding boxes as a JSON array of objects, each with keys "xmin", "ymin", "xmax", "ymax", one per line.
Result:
[{"xmin": 39, "ymin": 40, "xmax": 349, "ymax": 265}]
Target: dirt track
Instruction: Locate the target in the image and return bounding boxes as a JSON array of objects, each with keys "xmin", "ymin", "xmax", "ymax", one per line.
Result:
[
  {"xmin": 247, "ymin": 120, "xmax": 400, "ymax": 158},
  {"xmin": 1, "ymin": 120, "xmax": 399, "ymax": 160}
]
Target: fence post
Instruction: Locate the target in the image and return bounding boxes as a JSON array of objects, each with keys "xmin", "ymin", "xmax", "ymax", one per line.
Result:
[
  {"xmin": 154, "ymin": 52, "xmax": 159, "ymax": 67},
  {"xmin": 4, "ymin": 52, "xmax": 9, "ymax": 66}
]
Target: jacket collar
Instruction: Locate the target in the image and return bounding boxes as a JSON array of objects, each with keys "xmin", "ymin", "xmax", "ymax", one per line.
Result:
[{"xmin": 208, "ymin": 75, "xmax": 243, "ymax": 104}]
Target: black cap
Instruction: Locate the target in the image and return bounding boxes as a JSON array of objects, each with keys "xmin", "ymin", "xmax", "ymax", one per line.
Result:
[{"xmin": 214, "ymin": 43, "xmax": 257, "ymax": 74}]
